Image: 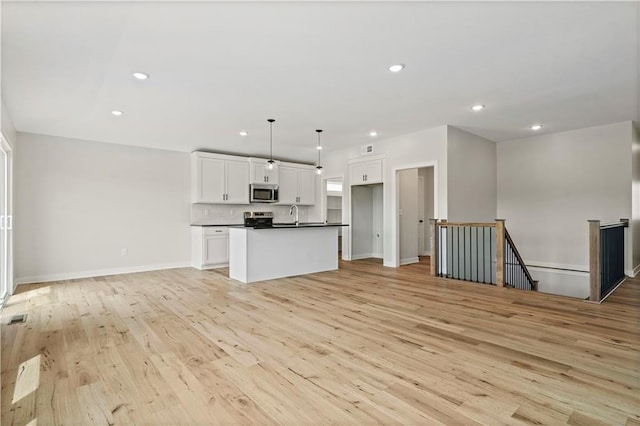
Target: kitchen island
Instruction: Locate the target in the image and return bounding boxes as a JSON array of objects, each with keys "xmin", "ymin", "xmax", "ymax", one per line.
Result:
[{"xmin": 229, "ymin": 224, "xmax": 347, "ymax": 283}]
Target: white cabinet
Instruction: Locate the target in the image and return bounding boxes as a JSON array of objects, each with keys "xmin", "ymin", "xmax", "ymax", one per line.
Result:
[
  {"xmin": 350, "ymin": 159, "xmax": 383, "ymax": 185},
  {"xmin": 249, "ymin": 159, "xmax": 279, "ymax": 184},
  {"xmin": 278, "ymin": 165, "xmax": 316, "ymax": 205},
  {"xmin": 191, "ymin": 152, "xmax": 250, "ymax": 204},
  {"xmin": 191, "ymin": 227, "xmax": 229, "ymax": 269}
]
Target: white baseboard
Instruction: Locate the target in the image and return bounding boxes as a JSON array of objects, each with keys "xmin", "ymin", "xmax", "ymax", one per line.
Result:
[
  {"xmin": 632, "ymin": 263, "xmax": 640, "ymax": 278},
  {"xmin": 383, "ymin": 261, "xmax": 397, "ymax": 268},
  {"xmin": 400, "ymin": 257, "xmax": 419, "ymax": 265},
  {"xmin": 421, "ymin": 251, "xmax": 431, "ymax": 256},
  {"xmin": 351, "ymin": 253, "xmax": 373, "ymax": 260},
  {"xmin": 192, "ymin": 263, "xmax": 229, "ymax": 271},
  {"xmin": 15, "ymin": 261, "xmax": 192, "ymax": 285}
]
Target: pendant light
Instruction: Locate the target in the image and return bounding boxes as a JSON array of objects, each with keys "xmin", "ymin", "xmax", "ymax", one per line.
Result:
[
  {"xmin": 266, "ymin": 119, "xmax": 276, "ymax": 170},
  {"xmin": 315, "ymin": 129, "xmax": 324, "ymax": 175}
]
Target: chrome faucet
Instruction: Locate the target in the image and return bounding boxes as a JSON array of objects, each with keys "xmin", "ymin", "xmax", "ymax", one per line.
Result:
[{"xmin": 289, "ymin": 204, "xmax": 299, "ymax": 226}]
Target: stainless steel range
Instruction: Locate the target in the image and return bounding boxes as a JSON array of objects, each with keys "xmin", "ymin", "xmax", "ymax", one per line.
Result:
[{"xmin": 243, "ymin": 211, "xmax": 274, "ymax": 228}]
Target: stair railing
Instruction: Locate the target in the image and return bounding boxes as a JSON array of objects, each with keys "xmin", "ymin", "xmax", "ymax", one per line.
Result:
[
  {"xmin": 588, "ymin": 219, "xmax": 628, "ymax": 303},
  {"xmin": 430, "ymin": 219, "xmax": 537, "ymax": 291}
]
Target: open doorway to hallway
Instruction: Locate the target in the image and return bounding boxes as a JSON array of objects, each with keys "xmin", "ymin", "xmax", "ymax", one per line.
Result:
[{"xmin": 398, "ymin": 166, "xmax": 435, "ymax": 265}]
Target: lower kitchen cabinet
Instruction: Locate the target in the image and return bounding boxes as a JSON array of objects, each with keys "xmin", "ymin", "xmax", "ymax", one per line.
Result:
[{"xmin": 191, "ymin": 226, "xmax": 230, "ymax": 269}]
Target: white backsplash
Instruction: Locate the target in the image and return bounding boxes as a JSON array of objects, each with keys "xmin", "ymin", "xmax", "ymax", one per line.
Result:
[{"xmin": 191, "ymin": 203, "xmax": 322, "ymax": 225}]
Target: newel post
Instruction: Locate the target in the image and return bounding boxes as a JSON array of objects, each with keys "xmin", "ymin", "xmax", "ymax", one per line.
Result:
[
  {"xmin": 430, "ymin": 219, "xmax": 438, "ymax": 276},
  {"xmin": 588, "ymin": 220, "xmax": 601, "ymax": 302},
  {"xmin": 495, "ymin": 219, "xmax": 505, "ymax": 287}
]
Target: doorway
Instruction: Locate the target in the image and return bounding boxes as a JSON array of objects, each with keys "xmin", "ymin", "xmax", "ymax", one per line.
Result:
[
  {"xmin": 324, "ymin": 177, "xmax": 343, "ymax": 256},
  {"xmin": 397, "ymin": 166, "xmax": 435, "ymax": 265},
  {"xmin": 350, "ymin": 183, "xmax": 383, "ymax": 260},
  {"xmin": 0, "ymin": 135, "xmax": 12, "ymax": 306}
]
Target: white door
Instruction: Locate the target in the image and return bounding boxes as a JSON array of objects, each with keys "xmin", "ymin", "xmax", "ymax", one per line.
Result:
[
  {"xmin": 225, "ymin": 160, "xmax": 250, "ymax": 204},
  {"xmin": 200, "ymin": 157, "xmax": 226, "ymax": 202},
  {"xmin": 296, "ymin": 169, "xmax": 315, "ymax": 205},
  {"xmin": 278, "ymin": 166, "xmax": 298, "ymax": 204},
  {"xmin": 0, "ymin": 143, "xmax": 8, "ymax": 304}
]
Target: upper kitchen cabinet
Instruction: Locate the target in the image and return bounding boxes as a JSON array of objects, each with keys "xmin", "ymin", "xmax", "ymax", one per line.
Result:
[
  {"xmin": 191, "ymin": 152, "xmax": 250, "ymax": 204},
  {"xmin": 349, "ymin": 159, "xmax": 383, "ymax": 185},
  {"xmin": 249, "ymin": 158, "xmax": 279, "ymax": 185},
  {"xmin": 278, "ymin": 164, "xmax": 316, "ymax": 205}
]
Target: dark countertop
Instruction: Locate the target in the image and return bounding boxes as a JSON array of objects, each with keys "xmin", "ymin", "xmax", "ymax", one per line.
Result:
[
  {"xmin": 231, "ymin": 223, "xmax": 348, "ymax": 230},
  {"xmin": 190, "ymin": 224, "xmax": 243, "ymax": 227}
]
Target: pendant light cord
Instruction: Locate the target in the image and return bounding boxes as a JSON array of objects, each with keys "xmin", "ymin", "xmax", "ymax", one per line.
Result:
[{"xmin": 268, "ymin": 119, "xmax": 275, "ymax": 161}]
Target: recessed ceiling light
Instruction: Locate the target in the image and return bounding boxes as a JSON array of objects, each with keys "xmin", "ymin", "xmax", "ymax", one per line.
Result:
[
  {"xmin": 530, "ymin": 124, "xmax": 543, "ymax": 131},
  {"xmin": 316, "ymin": 145, "xmax": 323, "ymax": 150},
  {"xmin": 239, "ymin": 131, "xmax": 248, "ymax": 136},
  {"xmin": 133, "ymin": 72, "xmax": 149, "ymax": 80},
  {"xmin": 389, "ymin": 64, "xmax": 405, "ymax": 73},
  {"xmin": 471, "ymin": 104, "xmax": 485, "ymax": 111},
  {"xmin": 369, "ymin": 131, "xmax": 378, "ymax": 137},
  {"xmin": 111, "ymin": 110, "xmax": 123, "ymax": 116}
]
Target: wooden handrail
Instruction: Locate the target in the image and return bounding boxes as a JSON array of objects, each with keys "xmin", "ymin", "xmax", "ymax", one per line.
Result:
[
  {"xmin": 504, "ymin": 228, "xmax": 536, "ymax": 289},
  {"xmin": 436, "ymin": 222, "xmax": 496, "ymax": 227}
]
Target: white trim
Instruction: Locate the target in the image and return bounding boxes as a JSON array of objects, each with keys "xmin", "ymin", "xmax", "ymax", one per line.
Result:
[
  {"xmin": 400, "ymin": 257, "xmax": 419, "ymax": 265},
  {"xmin": 347, "ymin": 153, "xmax": 386, "ymax": 164},
  {"xmin": 14, "ymin": 261, "xmax": 192, "ymax": 285},
  {"xmin": 523, "ymin": 259, "xmax": 589, "ymax": 273},
  {"xmin": 421, "ymin": 251, "xmax": 431, "ymax": 256},
  {"xmin": 632, "ymin": 264, "xmax": 640, "ymax": 278},
  {"xmin": 192, "ymin": 262, "xmax": 228, "ymax": 271},
  {"xmin": 351, "ymin": 253, "xmax": 374, "ymax": 260},
  {"xmin": 393, "ymin": 161, "xmax": 439, "ymax": 268}
]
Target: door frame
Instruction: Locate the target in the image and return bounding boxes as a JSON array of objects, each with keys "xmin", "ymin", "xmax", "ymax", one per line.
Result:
[
  {"xmin": 321, "ymin": 174, "xmax": 344, "ymax": 257},
  {"xmin": 0, "ymin": 132, "xmax": 13, "ymax": 306},
  {"xmin": 392, "ymin": 161, "xmax": 438, "ymax": 268}
]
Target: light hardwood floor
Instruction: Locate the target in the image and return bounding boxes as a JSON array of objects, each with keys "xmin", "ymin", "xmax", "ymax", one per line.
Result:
[{"xmin": 2, "ymin": 258, "xmax": 639, "ymax": 425}]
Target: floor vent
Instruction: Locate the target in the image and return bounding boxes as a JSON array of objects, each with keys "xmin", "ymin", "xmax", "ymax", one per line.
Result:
[{"xmin": 8, "ymin": 314, "xmax": 27, "ymax": 325}]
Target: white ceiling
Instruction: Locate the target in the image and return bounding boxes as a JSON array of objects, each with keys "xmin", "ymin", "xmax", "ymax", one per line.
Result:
[{"xmin": 2, "ymin": 1, "xmax": 638, "ymax": 163}]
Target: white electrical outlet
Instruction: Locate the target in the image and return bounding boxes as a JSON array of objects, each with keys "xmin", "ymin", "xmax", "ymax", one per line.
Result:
[
  {"xmin": 205, "ymin": 208, "xmax": 210, "ymax": 216},
  {"xmin": 121, "ymin": 248, "xmax": 128, "ymax": 256},
  {"xmin": 230, "ymin": 209, "xmax": 234, "ymax": 216}
]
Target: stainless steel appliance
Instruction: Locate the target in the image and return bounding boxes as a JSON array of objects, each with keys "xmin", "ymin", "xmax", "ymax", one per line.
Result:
[
  {"xmin": 250, "ymin": 183, "xmax": 279, "ymax": 203},
  {"xmin": 244, "ymin": 211, "xmax": 274, "ymax": 227}
]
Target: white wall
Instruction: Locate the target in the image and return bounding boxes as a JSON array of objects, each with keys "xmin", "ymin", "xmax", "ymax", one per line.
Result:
[
  {"xmin": 15, "ymin": 132, "xmax": 191, "ymax": 283},
  {"xmin": 633, "ymin": 121, "xmax": 640, "ymax": 275},
  {"xmin": 497, "ymin": 121, "xmax": 633, "ymax": 281},
  {"xmin": 322, "ymin": 125, "xmax": 448, "ymax": 266},
  {"xmin": 447, "ymin": 126, "xmax": 497, "ymax": 222},
  {"xmin": 399, "ymin": 168, "xmax": 418, "ymax": 263},
  {"xmin": 1, "ymin": 99, "xmax": 16, "ymax": 149}
]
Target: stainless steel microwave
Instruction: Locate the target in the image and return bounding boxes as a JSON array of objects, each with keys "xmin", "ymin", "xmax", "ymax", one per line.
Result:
[{"xmin": 250, "ymin": 183, "xmax": 279, "ymax": 203}]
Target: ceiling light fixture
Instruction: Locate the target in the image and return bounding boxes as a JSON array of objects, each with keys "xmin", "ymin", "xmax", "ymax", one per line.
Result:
[
  {"xmin": 239, "ymin": 131, "xmax": 248, "ymax": 136},
  {"xmin": 530, "ymin": 124, "xmax": 543, "ymax": 131},
  {"xmin": 133, "ymin": 72, "xmax": 149, "ymax": 80},
  {"xmin": 471, "ymin": 104, "xmax": 485, "ymax": 111},
  {"xmin": 265, "ymin": 119, "xmax": 276, "ymax": 170},
  {"xmin": 315, "ymin": 129, "xmax": 324, "ymax": 175},
  {"xmin": 389, "ymin": 64, "xmax": 405, "ymax": 73},
  {"xmin": 369, "ymin": 131, "xmax": 378, "ymax": 137},
  {"xmin": 111, "ymin": 110, "xmax": 123, "ymax": 116}
]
